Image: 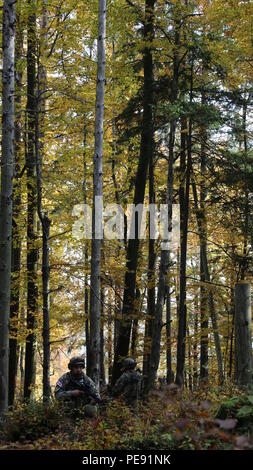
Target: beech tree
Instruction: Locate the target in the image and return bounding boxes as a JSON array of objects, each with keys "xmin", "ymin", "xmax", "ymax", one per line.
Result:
[
  {"xmin": 8, "ymin": 11, "xmax": 23, "ymax": 406},
  {"xmin": 24, "ymin": 0, "xmax": 38, "ymax": 400},
  {"xmin": 0, "ymin": 0, "xmax": 15, "ymax": 414},
  {"xmin": 36, "ymin": 1, "xmax": 51, "ymax": 402},
  {"xmin": 89, "ymin": 0, "xmax": 107, "ymax": 386}
]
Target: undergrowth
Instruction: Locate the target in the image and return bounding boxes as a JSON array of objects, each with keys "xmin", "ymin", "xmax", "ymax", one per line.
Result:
[{"xmin": 1, "ymin": 384, "xmax": 253, "ymax": 450}]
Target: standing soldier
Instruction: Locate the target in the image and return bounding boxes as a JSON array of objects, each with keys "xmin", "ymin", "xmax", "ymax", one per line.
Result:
[
  {"xmin": 112, "ymin": 358, "xmax": 142, "ymax": 409},
  {"xmin": 54, "ymin": 356, "xmax": 101, "ymax": 417}
]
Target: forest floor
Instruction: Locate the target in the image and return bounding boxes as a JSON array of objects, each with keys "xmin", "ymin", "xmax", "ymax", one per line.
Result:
[{"xmin": 1, "ymin": 383, "xmax": 253, "ymax": 450}]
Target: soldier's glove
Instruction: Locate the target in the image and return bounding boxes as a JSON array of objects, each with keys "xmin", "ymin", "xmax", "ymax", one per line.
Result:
[
  {"xmin": 71, "ymin": 389, "xmax": 85, "ymax": 398},
  {"xmin": 89, "ymin": 399, "xmax": 97, "ymax": 405}
]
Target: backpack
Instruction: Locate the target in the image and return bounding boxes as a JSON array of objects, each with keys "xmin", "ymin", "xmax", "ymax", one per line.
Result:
[{"xmin": 123, "ymin": 371, "xmax": 142, "ymax": 405}]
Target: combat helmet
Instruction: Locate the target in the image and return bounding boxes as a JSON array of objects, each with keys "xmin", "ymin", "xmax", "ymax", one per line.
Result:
[
  {"xmin": 68, "ymin": 356, "xmax": 85, "ymax": 370},
  {"xmin": 121, "ymin": 357, "xmax": 136, "ymax": 370}
]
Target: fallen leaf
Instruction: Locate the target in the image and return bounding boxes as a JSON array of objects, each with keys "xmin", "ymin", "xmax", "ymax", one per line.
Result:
[{"xmin": 215, "ymin": 418, "xmax": 237, "ymax": 430}]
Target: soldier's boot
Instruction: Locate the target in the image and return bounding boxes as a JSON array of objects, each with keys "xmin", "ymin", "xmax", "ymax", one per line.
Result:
[{"xmin": 84, "ymin": 404, "xmax": 97, "ymax": 419}]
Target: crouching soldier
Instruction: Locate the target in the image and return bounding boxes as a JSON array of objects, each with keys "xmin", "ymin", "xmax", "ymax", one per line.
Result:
[
  {"xmin": 54, "ymin": 356, "xmax": 101, "ymax": 418},
  {"xmin": 112, "ymin": 358, "xmax": 142, "ymax": 409}
]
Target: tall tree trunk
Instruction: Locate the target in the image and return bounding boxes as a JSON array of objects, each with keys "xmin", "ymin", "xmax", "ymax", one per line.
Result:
[
  {"xmin": 0, "ymin": 0, "xmax": 15, "ymax": 414},
  {"xmin": 19, "ymin": 307, "xmax": 25, "ymax": 395},
  {"xmin": 166, "ymin": 284, "xmax": 173, "ymax": 383},
  {"xmin": 175, "ymin": 93, "xmax": 192, "ymax": 386},
  {"xmin": 113, "ymin": 284, "xmax": 121, "ymax": 357},
  {"xmin": 145, "ymin": 17, "xmax": 179, "ymax": 393},
  {"xmin": 192, "ymin": 180, "xmax": 224, "ymax": 384},
  {"xmin": 199, "ymin": 91, "xmax": 208, "ymax": 381},
  {"xmin": 107, "ymin": 305, "xmax": 113, "ymax": 383},
  {"xmin": 83, "ymin": 125, "xmax": 90, "ymax": 376},
  {"xmin": 41, "ymin": 217, "xmax": 50, "ymax": 400},
  {"xmin": 241, "ymin": 93, "xmax": 249, "ymax": 281},
  {"xmin": 24, "ymin": 1, "xmax": 38, "ymax": 400},
  {"xmin": 112, "ymin": 0, "xmax": 155, "ymax": 385},
  {"xmin": 100, "ymin": 285, "xmax": 106, "ymax": 386},
  {"xmin": 193, "ymin": 293, "xmax": 198, "ymax": 387},
  {"xmin": 131, "ymin": 317, "xmax": 139, "ymax": 357},
  {"xmin": 85, "ymin": 317, "xmax": 90, "ymax": 375},
  {"xmin": 228, "ymin": 278, "xmax": 235, "ymax": 379},
  {"xmin": 89, "ymin": 0, "xmax": 106, "ymax": 386},
  {"xmin": 20, "ymin": 346, "xmax": 24, "ymax": 387},
  {"xmin": 143, "ymin": 152, "xmax": 156, "ymax": 380},
  {"xmin": 200, "ymin": 253, "xmax": 208, "ymax": 380},
  {"xmin": 35, "ymin": 0, "xmax": 51, "ymax": 402},
  {"xmin": 187, "ymin": 327, "xmax": 192, "ymax": 391},
  {"xmin": 8, "ymin": 14, "xmax": 23, "ymax": 406},
  {"xmin": 234, "ymin": 283, "xmax": 252, "ymax": 386},
  {"xmin": 131, "ymin": 287, "xmax": 140, "ymax": 357}
]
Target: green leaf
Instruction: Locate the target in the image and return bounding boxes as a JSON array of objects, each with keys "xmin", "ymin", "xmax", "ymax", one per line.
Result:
[
  {"xmin": 236, "ymin": 405, "xmax": 253, "ymax": 420},
  {"xmin": 247, "ymin": 396, "xmax": 253, "ymax": 405}
]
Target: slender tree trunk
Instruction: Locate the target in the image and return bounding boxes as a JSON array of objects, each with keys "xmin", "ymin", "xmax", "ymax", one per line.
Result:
[
  {"xmin": 100, "ymin": 326, "xmax": 106, "ymax": 386},
  {"xmin": 229, "ymin": 281, "xmax": 235, "ymax": 379},
  {"xmin": 193, "ymin": 293, "xmax": 198, "ymax": 387},
  {"xmin": 113, "ymin": 284, "xmax": 121, "ymax": 357},
  {"xmin": 166, "ymin": 284, "xmax": 173, "ymax": 383},
  {"xmin": 143, "ymin": 152, "xmax": 156, "ymax": 380},
  {"xmin": 20, "ymin": 346, "xmax": 24, "ymax": 386},
  {"xmin": 187, "ymin": 327, "xmax": 192, "ymax": 391},
  {"xmin": 85, "ymin": 318, "xmax": 90, "ymax": 375},
  {"xmin": 35, "ymin": 1, "xmax": 51, "ymax": 402},
  {"xmin": 131, "ymin": 317, "xmax": 139, "ymax": 357},
  {"xmin": 192, "ymin": 180, "xmax": 224, "ymax": 384},
  {"xmin": 112, "ymin": 0, "xmax": 155, "ymax": 385},
  {"xmin": 145, "ymin": 19, "xmax": 179, "ymax": 392},
  {"xmin": 0, "ymin": 0, "xmax": 15, "ymax": 414},
  {"xmin": 19, "ymin": 307, "xmax": 25, "ymax": 395},
  {"xmin": 175, "ymin": 157, "xmax": 190, "ymax": 385},
  {"xmin": 200, "ymin": 253, "xmax": 208, "ymax": 379},
  {"xmin": 83, "ymin": 125, "xmax": 90, "ymax": 376},
  {"xmin": 8, "ymin": 14, "xmax": 23, "ymax": 406},
  {"xmin": 89, "ymin": 0, "xmax": 106, "ymax": 386},
  {"xmin": 100, "ymin": 285, "xmax": 106, "ymax": 386},
  {"xmin": 175, "ymin": 96, "xmax": 192, "ymax": 386},
  {"xmin": 199, "ymin": 91, "xmax": 208, "ymax": 381},
  {"xmin": 107, "ymin": 305, "xmax": 113, "ymax": 383},
  {"xmin": 131, "ymin": 287, "xmax": 140, "ymax": 357},
  {"xmin": 241, "ymin": 94, "xmax": 249, "ymax": 281},
  {"xmin": 24, "ymin": 2, "xmax": 38, "ymax": 400},
  {"xmin": 234, "ymin": 283, "xmax": 252, "ymax": 386},
  {"xmin": 41, "ymin": 217, "xmax": 50, "ymax": 400}
]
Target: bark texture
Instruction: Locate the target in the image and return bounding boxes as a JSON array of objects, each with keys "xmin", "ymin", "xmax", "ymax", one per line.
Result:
[
  {"xmin": 0, "ymin": 0, "xmax": 15, "ymax": 414},
  {"xmin": 89, "ymin": 0, "xmax": 106, "ymax": 386}
]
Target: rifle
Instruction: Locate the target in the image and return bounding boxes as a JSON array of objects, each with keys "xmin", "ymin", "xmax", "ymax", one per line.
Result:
[{"xmin": 68, "ymin": 376, "xmax": 101, "ymax": 404}]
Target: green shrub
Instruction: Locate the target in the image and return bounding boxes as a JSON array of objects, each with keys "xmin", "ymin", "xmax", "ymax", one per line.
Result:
[
  {"xmin": 216, "ymin": 391, "xmax": 253, "ymax": 428},
  {"xmin": 4, "ymin": 400, "xmax": 62, "ymax": 442},
  {"xmin": 126, "ymin": 425, "xmax": 173, "ymax": 450}
]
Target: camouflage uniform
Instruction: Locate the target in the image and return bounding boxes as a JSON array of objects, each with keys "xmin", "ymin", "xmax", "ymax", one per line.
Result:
[
  {"xmin": 54, "ymin": 372, "xmax": 101, "ymax": 415},
  {"xmin": 112, "ymin": 369, "xmax": 142, "ymax": 408}
]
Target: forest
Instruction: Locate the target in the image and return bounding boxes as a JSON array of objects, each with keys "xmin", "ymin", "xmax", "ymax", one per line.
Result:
[{"xmin": 0, "ymin": 0, "xmax": 253, "ymax": 455}]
